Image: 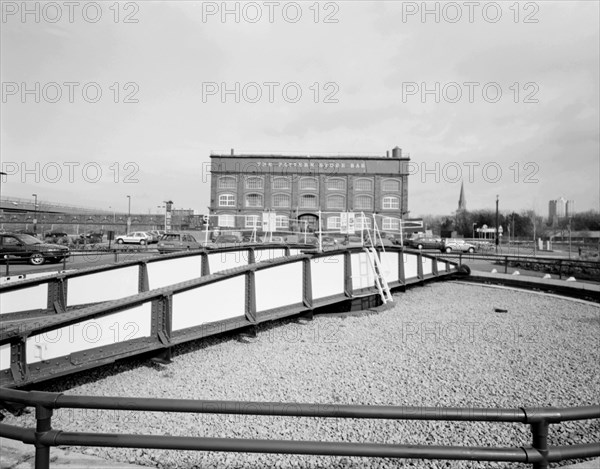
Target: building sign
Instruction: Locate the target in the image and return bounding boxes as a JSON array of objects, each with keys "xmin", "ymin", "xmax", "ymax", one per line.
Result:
[
  {"xmin": 262, "ymin": 212, "xmax": 277, "ymax": 232},
  {"xmin": 340, "ymin": 212, "xmax": 356, "ymax": 234}
]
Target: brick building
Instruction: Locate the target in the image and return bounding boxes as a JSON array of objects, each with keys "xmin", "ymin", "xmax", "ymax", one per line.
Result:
[{"xmin": 208, "ymin": 146, "xmax": 410, "ymax": 233}]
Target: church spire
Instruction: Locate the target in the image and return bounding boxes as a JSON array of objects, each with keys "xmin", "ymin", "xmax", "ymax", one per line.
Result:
[{"xmin": 458, "ymin": 181, "xmax": 466, "ymax": 211}]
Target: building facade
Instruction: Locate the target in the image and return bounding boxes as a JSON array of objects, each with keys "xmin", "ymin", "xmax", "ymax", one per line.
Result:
[
  {"xmin": 549, "ymin": 197, "xmax": 575, "ymax": 223},
  {"xmin": 208, "ymin": 147, "xmax": 410, "ymax": 233}
]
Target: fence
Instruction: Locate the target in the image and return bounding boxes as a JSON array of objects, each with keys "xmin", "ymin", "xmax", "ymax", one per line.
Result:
[
  {"xmin": 0, "ymin": 247, "xmax": 458, "ymax": 388},
  {"xmin": 0, "ymin": 387, "xmax": 598, "ymax": 469}
]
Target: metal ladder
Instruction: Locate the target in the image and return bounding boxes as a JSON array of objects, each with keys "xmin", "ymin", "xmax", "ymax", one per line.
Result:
[{"xmin": 361, "ymin": 221, "xmax": 393, "ymax": 304}]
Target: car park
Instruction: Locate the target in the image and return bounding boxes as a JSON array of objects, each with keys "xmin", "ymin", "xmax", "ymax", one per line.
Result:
[
  {"xmin": 442, "ymin": 239, "xmax": 477, "ymax": 253},
  {"xmin": 408, "ymin": 237, "xmax": 443, "ymax": 250},
  {"xmin": 157, "ymin": 232, "xmax": 202, "ymax": 254},
  {"xmin": 0, "ymin": 232, "xmax": 70, "ymax": 265},
  {"xmin": 115, "ymin": 232, "xmax": 151, "ymax": 245}
]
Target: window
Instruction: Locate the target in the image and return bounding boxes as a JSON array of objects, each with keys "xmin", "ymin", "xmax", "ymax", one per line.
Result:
[
  {"xmin": 272, "ymin": 177, "xmax": 291, "ymax": 190},
  {"xmin": 382, "ymin": 179, "xmax": 400, "ymax": 192},
  {"xmin": 217, "ymin": 176, "xmax": 236, "ymax": 190},
  {"xmin": 245, "ymin": 177, "xmax": 264, "ymax": 190},
  {"xmin": 354, "ymin": 178, "xmax": 373, "ymax": 192},
  {"xmin": 299, "ymin": 177, "xmax": 317, "ymax": 190},
  {"xmin": 354, "ymin": 195, "xmax": 373, "ymax": 210},
  {"xmin": 327, "ymin": 195, "xmax": 345, "ymax": 210},
  {"xmin": 218, "ymin": 214, "xmax": 235, "ymax": 227},
  {"xmin": 245, "ymin": 193, "xmax": 263, "ymax": 208},
  {"xmin": 326, "ymin": 178, "xmax": 345, "ymax": 191},
  {"xmin": 300, "ymin": 194, "xmax": 318, "ymax": 209},
  {"xmin": 272, "ymin": 193, "xmax": 291, "ymax": 208},
  {"xmin": 327, "ymin": 216, "xmax": 341, "ymax": 230},
  {"xmin": 245, "ymin": 215, "xmax": 261, "ymax": 228},
  {"xmin": 276, "ymin": 215, "xmax": 289, "ymax": 229},
  {"xmin": 218, "ymin": 194, "xmax": 235, "ymax": 207},
  {"xmin": 355, "ymin": 216, "xmax": 372, "ymax": 231},
  {"xmin": 382, "ymin": 217, "xmax": 400, "ymax": 231},
  {"xmin": 382, "ymin": 196, "xmax": 399, "ymax": 209}
]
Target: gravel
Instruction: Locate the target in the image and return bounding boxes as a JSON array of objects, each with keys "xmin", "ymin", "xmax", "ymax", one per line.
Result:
[{"xmin": 4, "ymin": 282, "xmax": 600, "ymax": 468}]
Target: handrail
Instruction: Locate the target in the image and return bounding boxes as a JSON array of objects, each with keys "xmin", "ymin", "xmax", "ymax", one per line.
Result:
[{"xmin": 1, "ymin": 387, "xmax": 598, "ymax": 469}]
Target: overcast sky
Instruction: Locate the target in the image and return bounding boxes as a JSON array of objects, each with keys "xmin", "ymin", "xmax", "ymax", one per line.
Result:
[{"xmin": 1, "ymin": 0, "xmax": 598, "ymax": 217}]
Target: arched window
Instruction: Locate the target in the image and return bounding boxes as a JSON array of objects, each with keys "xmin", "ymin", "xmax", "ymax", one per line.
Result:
[
  {"xmin": 245, "ymin": 177, "xmax": 264, "ymax": 190},
  {"xmin": 354, "ymin": 178, "xmax": 373, "ymax": 192},
  {"xmin": 272, "ymin": 193, "xmax": 291, "ymax": 208},
  {"xmin": 272, "ymin": 177, "xmax": 291, "ymax": 190},
  {"xmin": 327, "ymin": 195, "xmax": 345, "ymax": 210},
  {"xmin": 245, "ymin": 215, "xmax": 261, "ymax": 228},
  {"xmin": 218, "ymin": 194, "xmax": 236, "ymax": 207},
  {"xmin": 218, "ymin": 214, "xmax": 235, "ymax": 227},
  {"xmin": 382, "ymin": 196, "xmax": 399, "ymax": 209},
  {"xmin": 382, "ymin": 217, "xmax": 400, "ymax": 231},
  {"xmin": 326, "ymin": 178, "xmax": 345, "ymax": 191},
  {"xmin": 218, "ymin": 176, "xmax": 237, "ymax": 189},
  {"xmin": 276, "ymin": 215, "xmax": 289, "ymax": 229},
  {"xmin": 327, "ymin": 216, "xmax": 341, "ymax": 230},
  {"xmin": 245, "ymin": 193, "xmax": 263, "ymax": 208},
  {"xmin": 355, "ymin": 216, "xmax": 372, "ymax": 230},
  {"xmin": 354, "ymin": 195, "xmax": 373, "ymax": 210},
  {"xmin": 300, "ymin": 194, "xmax": 318, "ymax": 209},
  {"xmin": 382, "ymin": 179, "xmax": 400, "ymax": 192},
  {"xmin": 299, "ymin": 177, "xmax": 318, "ymax": 191}
]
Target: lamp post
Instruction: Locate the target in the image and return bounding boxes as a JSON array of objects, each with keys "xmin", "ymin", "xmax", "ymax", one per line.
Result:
[
  {"xmin": 32, "ymin": 193, "xmax": 38, "ymax": 236},
  {"xmin": 568, "ymin": 217, "xmax": 572, "ymax": 259},
  {"xmin": 495, "ymin": 195, "xmax": 499, "ymax": 254},
  {"xmin": 126, "ymin": 195, "xmax": 131, "ymax": 233}
]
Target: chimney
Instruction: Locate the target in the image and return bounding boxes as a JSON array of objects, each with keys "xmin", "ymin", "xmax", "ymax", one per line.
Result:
[
  {"xmin": 386, "ymin": 151, "xmax": 390, "ymax": 158},
  {"xmin": 231, "ymin": 148, "xmax": 235, "ymax": 156},
  {"xmin": 392, "ymin": 146, "xmax": 401, "ymax": 158}
]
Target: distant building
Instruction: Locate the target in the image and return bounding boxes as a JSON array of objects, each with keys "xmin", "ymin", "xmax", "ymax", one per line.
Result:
[
  {"xmin": 549, "ymin": 197, "xmax": 575, "ymax": 223},
  {"xmin": 457, "ymin": 182, "xmax": 466, "ymax": 211},
  {"xmin": 208, "ymin": 147, "xmax": 410, "ymax": 232}
]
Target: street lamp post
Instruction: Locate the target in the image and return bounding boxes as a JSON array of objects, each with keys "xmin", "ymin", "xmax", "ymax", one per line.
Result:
[
  {"xmin": 495, "ymin": 195, "xmax": 499, "ymax": 254},
  {"xmin": 32, "ymin": 193, "xmax": 38, "ymax": 236},
  {"xmin": 126, "ymin": 195, "xmax": 131, "ymax": 232}
]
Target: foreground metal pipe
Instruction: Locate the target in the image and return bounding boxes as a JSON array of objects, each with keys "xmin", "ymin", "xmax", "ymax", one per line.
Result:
[{"xmin": 48, "ymin": 431, "xmax": 530, "ymax": 462}]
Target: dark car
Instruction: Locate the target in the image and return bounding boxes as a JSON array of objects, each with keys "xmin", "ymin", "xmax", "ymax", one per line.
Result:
[
  {"xmin": 157, "ymin": 232, "xmax": 202, "ymax": 254},
  {"xmin": 205, "ymin": 235, "xmax": 242, "ymax": 250},
  {"xmin": 44, "ymin": 231, "xmax": 71, "ymax": 244},
  {"xmin": 408, "ymin": 237, "xmax": 443, "ymax": 250},
  {"xmin": 0, "ymin": 233, "xmax": 70, "ymax": 265}
]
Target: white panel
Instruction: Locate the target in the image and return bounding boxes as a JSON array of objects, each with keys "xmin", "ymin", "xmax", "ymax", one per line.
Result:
[
  {"xmin": 437, "ymin": 261, "xmax": 447, "ymax": 273},
  {"xmin": 404, "ymin": 253, "xmax": 418, "ymax": 279},
  {"xmin": 171, "ymin": 276, "xmax": 246, "ymax": 331},
  {"xmin": 379, "ymin": 252, "xmax": 400, "ymax": 283},
  {"xmin": 0, "ymin": 284, "xmax": 48, "ymax": 314},
  {"xmin": 208, "ymin": 251, "xmax": 249, "ymax": 273},
  {"xmin": 26, "ymin": 303, "xmax": 152, "ymax": 364},
  {"xmin": 311, "ymin": 256, "xmax": 345, "ymax": 299},
  {"xmin": 351, "ymin": 252, "xmax": 375, "ymax": 291},
  {"xmin": 147, "ymin": 256, "xmax": 202, "ymax": 290},
  {"xmin": 423, "ymin": 257, "xmax": 433, "ymax": 276},
  {"xmin": 254, "ymin": 248, "xmax": 286, "ymax": 263},
  {"xmin": 67, "ymin": 267, "xmax": 139, "ymax": 306},
  {"xmin": 0, "ymin": 343, "xmax": 11, "ymax": 371},
  {"xmin": 255, "ymin": 262, "xmax": 303, "ymax": 312}
]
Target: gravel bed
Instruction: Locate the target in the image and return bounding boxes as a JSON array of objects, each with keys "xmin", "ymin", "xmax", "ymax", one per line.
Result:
[{"xmin": 4, "ymin": 282, "xmax": 600, "ymax": 468}]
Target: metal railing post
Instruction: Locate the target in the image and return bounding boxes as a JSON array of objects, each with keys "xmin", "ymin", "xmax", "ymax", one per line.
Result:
[
  {"xmin": 114, "ymin": 249, "xmax": 118, "ymax": 263},
  {"xmin": 34, "ymin": 404, "xmax": 53, "ymax": 469},
  {"xmin": 4, "ymin": 255, "xmax": 9, "ymax": 277},
  {"xmin": 558, "ymin": 260, "xmax": 562, "ymax": 279},
  {"xmin": 531, "ymin": 420, "xmax": 549, "ymax": 469},
  {"xmin": 504, "ymin": 256, "xmax": 508, "ymax": 274}
]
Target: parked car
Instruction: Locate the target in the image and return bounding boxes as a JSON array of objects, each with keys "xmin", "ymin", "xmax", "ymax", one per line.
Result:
[
  {"xmin": 205, "ymin": 235, "xmax": 242, "ymax": 249},
  {"xmin": 144, "ymin": 231, "xmax": 160, "ymax": 244},
  {"xmin": 157, "ymin": 232, "xmax": 202, "ymax": 254},
  {"xmin": 115, "ymin": 232, "xmax": 151, "ymax": 245},
  {"xmin": 73, "ymin": 232, "xmax": 104, "ymax": 245},
  {"xmin": 44, "ymin": 231, "xmax": 70, "ymax": 244},
  {"xmin": 408, "ymin": 237, "xmax": 443, "ymax": 250},
  {"xmin": 0, "ymin": 232, "xmax": 70, "ymax": 265},
  {"xmin": 442, "ymin": 239, "xmax": 477, "ymax": 253}
]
